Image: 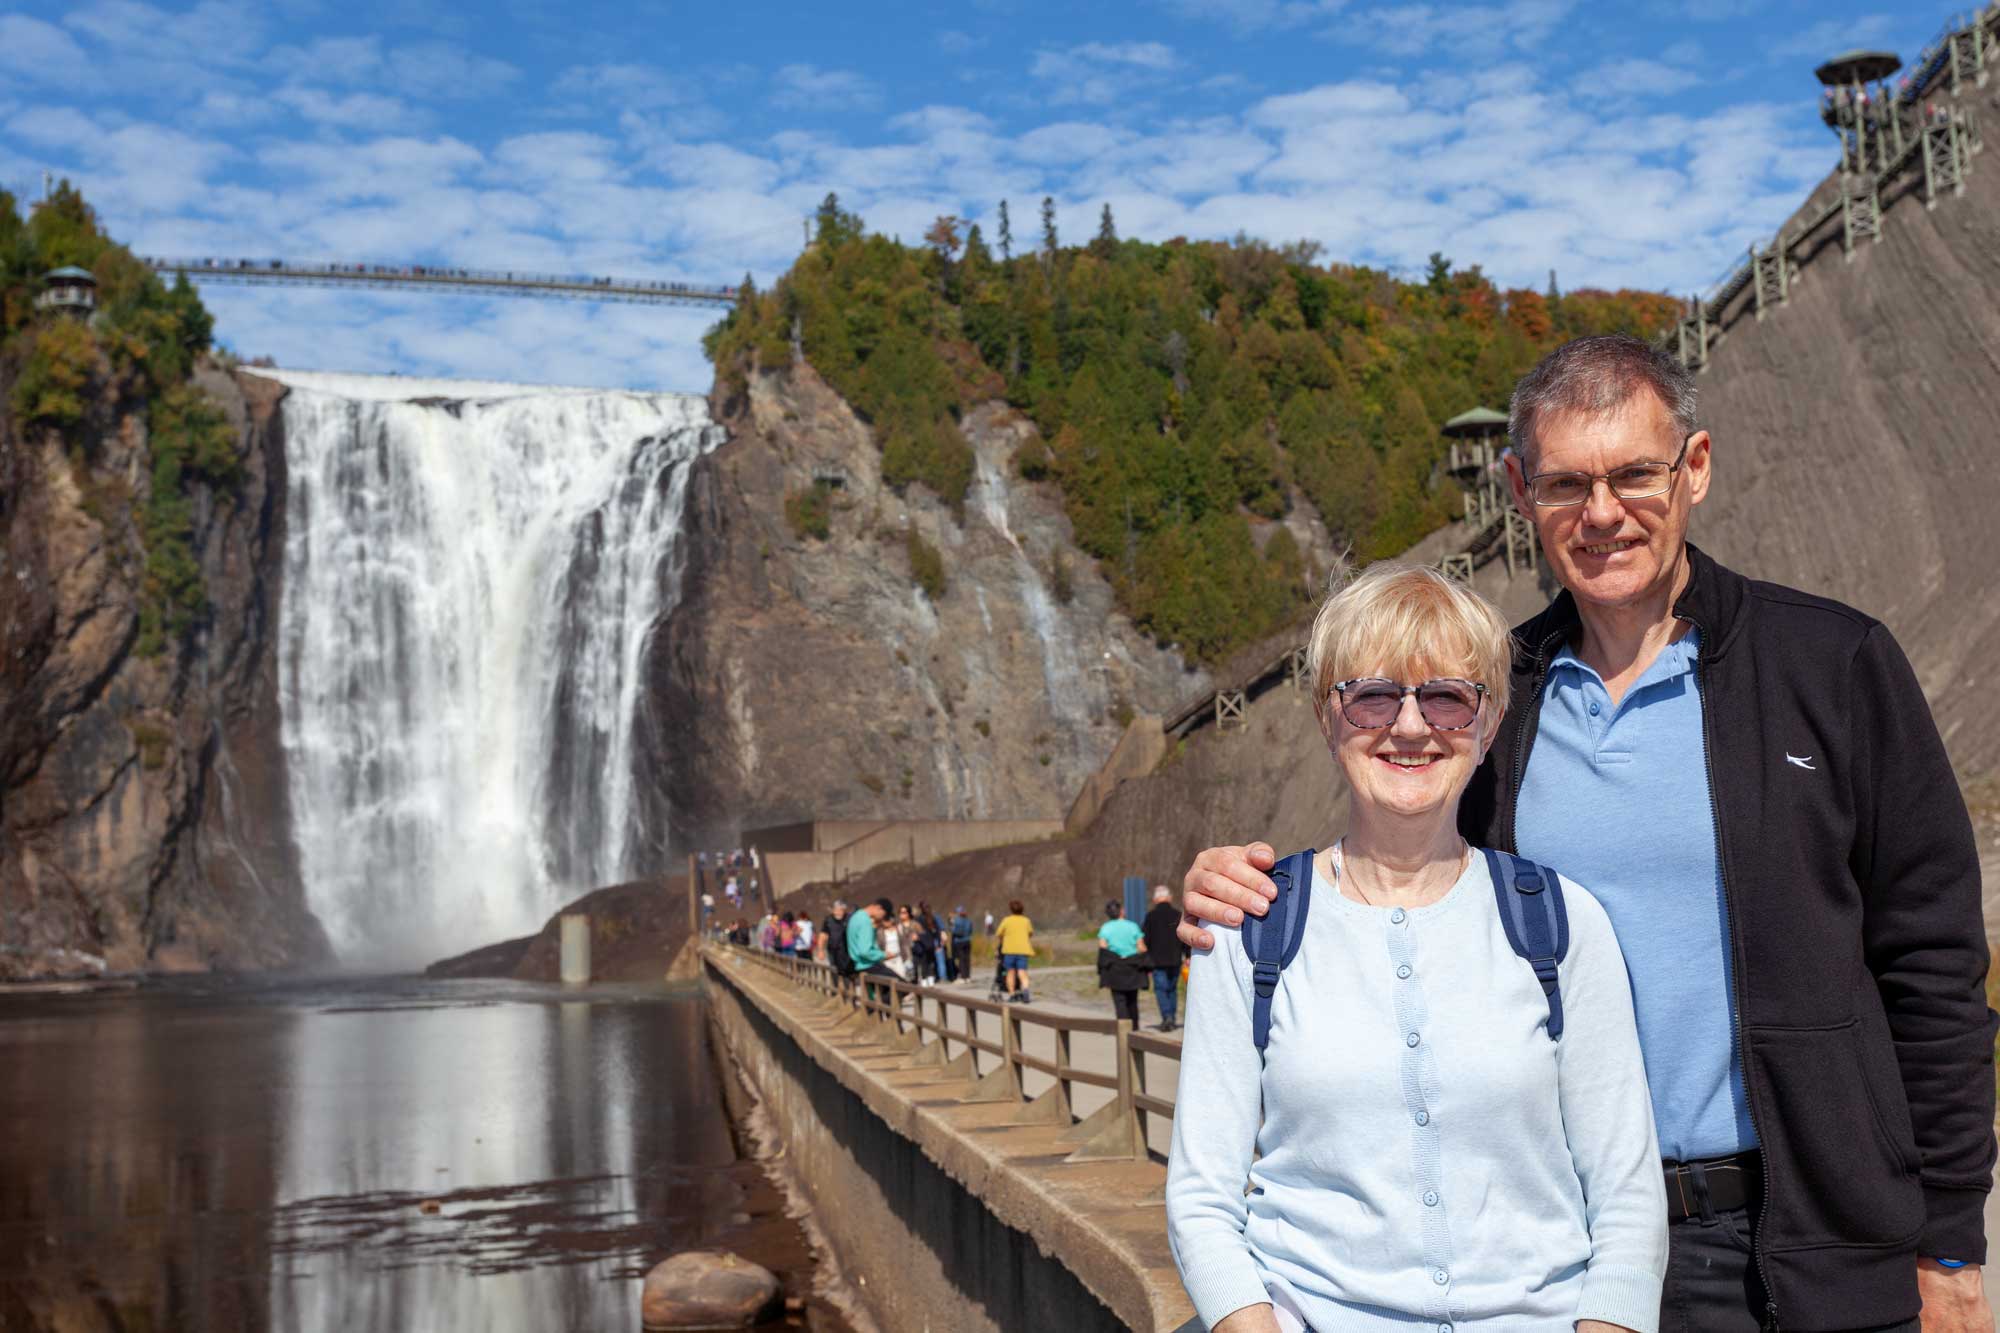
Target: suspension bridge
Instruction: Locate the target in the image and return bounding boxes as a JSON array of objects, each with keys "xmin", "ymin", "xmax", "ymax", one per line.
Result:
[{"xmin": 143, "ymin": 256, "xmax": 742, "ymax": 309}]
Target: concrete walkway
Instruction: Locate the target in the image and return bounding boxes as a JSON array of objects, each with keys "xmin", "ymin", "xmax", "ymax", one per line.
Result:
[{"xmin": 708, "ymin": 948, "xmax": 1195, "ymax": 1331}]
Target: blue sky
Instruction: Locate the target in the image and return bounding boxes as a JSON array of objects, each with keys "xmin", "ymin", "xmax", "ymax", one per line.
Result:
[{"xmin": 0, "ymin": 0, "xmax": 1943, "ymax": 392}]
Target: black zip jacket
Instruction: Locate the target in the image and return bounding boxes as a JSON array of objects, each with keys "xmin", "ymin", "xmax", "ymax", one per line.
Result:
[{"xmin": 1460, "ymin": 545, "xmax": 1996, "ymax": 1330}]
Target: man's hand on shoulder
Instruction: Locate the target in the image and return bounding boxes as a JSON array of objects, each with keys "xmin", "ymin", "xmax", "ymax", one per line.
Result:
[
  {"xmin": 1919, "ymin": 1260, "xmax": 1993, "ymax": 1332},
  {"xmin": 1176, "ymin": 841, "xmax": 1280, "ymax": 950}
]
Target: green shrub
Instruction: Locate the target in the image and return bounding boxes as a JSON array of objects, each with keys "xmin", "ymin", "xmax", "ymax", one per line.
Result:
[
  {"xmin": 785, "ymin": 480, "xmax": 833, "ymax": 540},
  {"xmin": 906, "ymin": 528, "xmax": 946, "ymax": 601}
]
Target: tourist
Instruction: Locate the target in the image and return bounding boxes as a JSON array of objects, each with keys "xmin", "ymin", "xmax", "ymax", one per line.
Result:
[
  {"xmin": 756, "ymin": 914, "xmax": 775, "ymax": 952},
  {"xmin": 1173, "ymin": 335, "xmax": 1995, "ymax": 1331},
  {"xmin": 1167, "ymin": 560, "xmax": 1664, "ymax": 1333},
  {"xmin": 911, "ymin": 904, "xmax": 939, "ymax": 987},
  {"xmin": 881, "ymin": 906, "xmax": 908, "ymax": 980},
  {"xmin": 823, "ymin": 901, "xmax": 853, "ymax": 974},
  {"xmin": 1095, "ymin": 900, "xmax": 1146, "ymax": 1026},
  {"xmin": 949, "ymin": 906, "xmax": 974, "ymax": 982},
  {"xmin": 845, "ymin": 898, "xmax": 900, "ymax": 999},
  {"xmin": 994, "ymin": 900, "xmax": 1035, "ymax": 1004},
  {"xmin": 775, "ymin": 911, "xmax": 796, "ymax": 956},
  {"xmin": 792, "ymin": 914, "xmax": 813, "ymax": 959},
  {"xmin": 700, "ymin": 889, "xmax": 715, "ymax": 933},
  {"xmin": 1140, "ymin": 885, "xmax": 1185, "ymax": 1032}
]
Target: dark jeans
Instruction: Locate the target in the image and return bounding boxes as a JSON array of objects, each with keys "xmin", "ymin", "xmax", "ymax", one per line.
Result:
[
  {"xmin": 951, "ymin": 940, "xmax": 971, "ymax": 981},
  {"xmin": 1152, "ymin": 966, "xmax": 1178, "ymax": 1025},
  {"xmin": 1664, "ymin": 1205, "xmax": 1919, "ymax": 1332},
  {"xmin": 1111, "ymin": 988, "xmax": 1139, "ymax": 1025}
]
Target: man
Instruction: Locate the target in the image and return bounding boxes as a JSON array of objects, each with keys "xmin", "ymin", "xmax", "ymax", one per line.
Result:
[
  {"xmin": 1141, "ymin": 885, "xmax": 1185, "ymax": 1032},
  {"xmin": 1176, "ymin": 335, "xmax": 1995, "ymax": 1332},
  {"xmin": 845, "ymin": 898, "xmax": 899, "ymax": 992},
  {"xmin": 822, "ymin": 900, "xmax": 852, "ymax": 974},
  {"xmin": 950, "ymin": 906, "xmax": 974, "ymax": 982}
]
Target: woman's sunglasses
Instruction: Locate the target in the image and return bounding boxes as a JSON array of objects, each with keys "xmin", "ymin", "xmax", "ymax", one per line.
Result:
[{"xmin": 1330, "ymin": 678, "xmax": 1487, "ymax": 731}]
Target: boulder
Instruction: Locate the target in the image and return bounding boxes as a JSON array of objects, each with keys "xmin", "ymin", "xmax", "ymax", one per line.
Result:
[{"xmin": 640, "ymin": 1250, "xmax": 781, "ymax": 1330}]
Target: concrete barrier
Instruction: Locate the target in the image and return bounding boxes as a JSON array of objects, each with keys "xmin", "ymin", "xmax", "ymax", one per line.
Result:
[
  {"xmin": 559, "ymin": 914, "xmax": 589, "ymax": 985},
  {"xmin": 703, "ymin": 945, "xmax": 1192, "ymax": 1331}
]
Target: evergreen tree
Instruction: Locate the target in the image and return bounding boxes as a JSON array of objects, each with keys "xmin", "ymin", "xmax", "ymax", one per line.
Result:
[
  {"xmin": 1426, "ymin": 251, "xmax": 1451, "ymax": 293},
  {"xmin": 813, "ymin": 192, "xmax": 863, "ymax": 248},
  {"xmin": 961, "ymin": 223, "xmax": 992, "ymax": 273},
  {"xmin": 997, "ymin": 200, "xmax": 1012, "ymax": 261},
  {"xmin": 1092, "ymin": 203, "xmax": 1118, "ymax": 259},
  {"xmin": 1040, "ymin": 196, "xmax": 1059, "ymax": 259}
]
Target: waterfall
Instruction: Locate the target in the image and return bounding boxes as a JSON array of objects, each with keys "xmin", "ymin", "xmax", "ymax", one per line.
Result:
[{"xmin": 261, "ymin": 370, "xmax": 721, "ymax": 967}]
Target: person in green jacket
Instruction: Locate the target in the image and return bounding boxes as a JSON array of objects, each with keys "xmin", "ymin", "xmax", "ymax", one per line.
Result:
[{"xmin": 846, "ymin": 898, "xmax": 898, "ymax": 998}]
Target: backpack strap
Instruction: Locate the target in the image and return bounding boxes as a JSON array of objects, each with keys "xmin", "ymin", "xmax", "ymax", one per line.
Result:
[
  {"xmin": 1483, "ymin": 848, "xmax": 1570, "ymax": 1040},
  {"xmin": 1243, "ymin": 848, "xmax": 1316, "ymax": 1052}
]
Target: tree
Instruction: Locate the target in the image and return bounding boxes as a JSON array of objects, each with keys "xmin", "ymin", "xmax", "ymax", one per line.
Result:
[
  {"xmin": 997, "ymin": 200, "xmax": 1012, "ymax": 261},
  {"xmin": 1093, "ymin": 203, "xmax": 1118, "ymax": 258},
  {"xmin": 961, "ymin": 223, "xmax": 992, "ymax": 274},
  {"xmin": 923, "ymin": 215, "xmax": 962, "ymax": 260},
  {"xmin": 1426, "ymin": 251, "xmax": 1451, "ymax": 293},
  {"xmin": 1040, "ymin": 196, "xmax": 1059, "ymax": 260},
  {"xmin": 814, "ymin": 192, "xmax": 864, "ymax": 249}
]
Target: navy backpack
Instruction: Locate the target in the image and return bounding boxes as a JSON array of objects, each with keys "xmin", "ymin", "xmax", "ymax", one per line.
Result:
[{"xmin": 1244, "ymin": 847, "xmax": 1571, "ymax": 1051}]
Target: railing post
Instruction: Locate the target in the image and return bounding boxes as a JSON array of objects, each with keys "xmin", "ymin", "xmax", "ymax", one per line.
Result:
[
  {"xmin": 1063, "ymin": 1019, "xmax": 1148, "ymax": 1162},
  {"xmin": 962, "ymin": 1002, "xmax": 1022, "ymax": 1102}
]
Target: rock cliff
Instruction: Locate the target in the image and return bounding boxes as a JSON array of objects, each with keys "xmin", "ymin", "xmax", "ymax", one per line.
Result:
[
  {"xmin": 647, "ymin": 362, "xmax": 1227, "ymax": 846},
  {"xmin": 0, "ymin": 365, "xmax": 324, "ymax": 979}
]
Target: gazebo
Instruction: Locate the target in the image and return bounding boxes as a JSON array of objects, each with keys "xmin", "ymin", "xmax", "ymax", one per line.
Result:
[{"xmin": 34, "ymin": 266, "xmax": 97, "ymax": 316}]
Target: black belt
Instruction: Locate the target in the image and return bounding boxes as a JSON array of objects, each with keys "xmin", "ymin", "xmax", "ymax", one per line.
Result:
[{"xmin": 1664, "ymin": 1151, "xmax": 1761, "ymax": 1220}]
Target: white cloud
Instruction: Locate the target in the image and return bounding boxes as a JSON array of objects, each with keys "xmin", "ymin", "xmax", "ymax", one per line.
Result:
[
  {"xmin": 0, "ymin": 15, "xmax": 93, "ymax": 83},
  {"xmin": 1771, "ymin": 15, "xmax": 1899, "ymax": 61},
  {"xmin": 1338, "ymin": 0, "xmax": 1581, "ymax": 58},
  {"xmin": 1152, "ymin": 0, "xmax": 1349, "ymax": 32},
  {"xmin": 552, "ymin": 63, "xmax": 692, "ymax": 112},
  {"xmin": 275, "ymin": 86, "xmax": 415, "ymax": 132},
  {"xmin": 1029, "ymin": 41, "xmax": 1182, "ymax": 105},
  {"xmin": 1572, "ymin": 58, "xmax": 1702, "ymax": 102},
  {"xmin": 770, "ymin": 64, "xmax": 881, "ymax": 112}
]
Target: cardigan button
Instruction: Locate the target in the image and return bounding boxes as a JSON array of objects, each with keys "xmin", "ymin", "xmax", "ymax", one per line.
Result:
[
  {"xmin": 1396, "ymin": 964, "xmax": 1412, "ymax": 979},
  {"xmin": 1390, "ymin": 908, "xmax": 1406, "ymax": 924},
  {"xmin": 1423, "ymin": 1190, "xmax": 1439, "ymax": 1206}
]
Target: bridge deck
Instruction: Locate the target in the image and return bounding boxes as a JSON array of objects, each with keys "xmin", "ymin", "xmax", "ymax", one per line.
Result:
[{"xmin": 146, "ymin": 257, "xmax": 739, "ymax": 308}]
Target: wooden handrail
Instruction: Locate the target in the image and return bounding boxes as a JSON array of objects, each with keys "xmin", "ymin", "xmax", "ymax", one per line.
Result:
[{"xmin": 709, "ymin": 940, "xmax": 1178, "ymax": 1160}]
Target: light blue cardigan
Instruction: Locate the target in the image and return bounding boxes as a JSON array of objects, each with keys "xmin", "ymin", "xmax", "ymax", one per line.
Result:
[{"xmin": 1166, "ymin": 854, "xmax": 1666, "ymax": 1331}]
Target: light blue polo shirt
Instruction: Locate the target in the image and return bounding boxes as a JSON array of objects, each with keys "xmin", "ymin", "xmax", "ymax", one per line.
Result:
[{"xmin": 1515, "ymin": 627, "xmax": 1758, "ymax": 1161}]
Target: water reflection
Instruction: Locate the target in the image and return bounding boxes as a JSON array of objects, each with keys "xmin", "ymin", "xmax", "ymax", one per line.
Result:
[{"xmin": 0, "ymin": 977, "xmax": 831, "ymax": 1333}]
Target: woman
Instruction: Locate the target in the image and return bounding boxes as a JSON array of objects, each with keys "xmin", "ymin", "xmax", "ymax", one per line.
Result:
[
  {"xmin": 881, "ymin": 906, "xmax": 908, "ymax": 980},
  {"xmin": 994, "ymin": 900, "xmax": 1035, "ymax": 1004},
  {"xmin": 910, "ymin": 903, "xmax": 939, "ymax": 987},
  {"xmin": 1095, "ymin": 899, "xmax": 1147, "ymax": 1025},
  {"xmin": 1167, "ymin": 563, "xmax": 1664, "ymax": 1333}
]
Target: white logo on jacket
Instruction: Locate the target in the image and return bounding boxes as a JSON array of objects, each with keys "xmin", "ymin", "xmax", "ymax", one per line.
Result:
[{"xmin": 1785, "ymin": 753, "xmax": 1816, "ymax": 770}]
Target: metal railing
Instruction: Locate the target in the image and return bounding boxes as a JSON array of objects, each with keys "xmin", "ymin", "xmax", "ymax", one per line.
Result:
[
  {"xmin": 143, "ymin": 256, "xmax": 741, "ymax": 309},
  {"xmin": 711, "ymin": 941, "xmax": 1179, "ymax": 1161}
]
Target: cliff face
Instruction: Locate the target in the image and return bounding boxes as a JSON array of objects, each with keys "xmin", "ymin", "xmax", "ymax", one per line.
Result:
[
  {"xmin": 1686, "ymin": 79, "xmax": 2000, "ymax": 776},
  {"xmin": 0, "ymin": 366, "xmax": 324, "ymax": 980},
  {"xmin": 647, "ymin": 363, "xmax": 1215, "ymax": 846}
]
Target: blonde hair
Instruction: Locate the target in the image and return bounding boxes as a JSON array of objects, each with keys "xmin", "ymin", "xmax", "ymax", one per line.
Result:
[{"xmin": 1307, "ymin": 562, "xmax": 1513, "ymax": 719}]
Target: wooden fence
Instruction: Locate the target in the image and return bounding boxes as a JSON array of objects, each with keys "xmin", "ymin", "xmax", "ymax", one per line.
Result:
[{"xmin": 712, "ymin": 942, "xmax": 1180, "ymax": 1162}]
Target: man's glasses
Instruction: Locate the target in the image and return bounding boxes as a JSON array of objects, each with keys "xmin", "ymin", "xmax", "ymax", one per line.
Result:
[
  {"xmin": 1524, "ymin": 433, "xmax": 1692, "ymax": 507},
  {"xmin": 1331, "ymin": 678, "xmax": 1487, "ymax": 731}
]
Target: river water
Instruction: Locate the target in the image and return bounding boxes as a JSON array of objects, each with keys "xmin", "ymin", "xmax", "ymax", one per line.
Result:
[{"xmin": 0, "ymin": 977, "xmax": 844, "ymax": 1332}]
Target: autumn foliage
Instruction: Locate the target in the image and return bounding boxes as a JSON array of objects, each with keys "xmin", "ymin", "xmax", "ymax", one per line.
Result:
[{"xmin": 707, "ymin": 196, "xmax": 1680, "ymax": 664}]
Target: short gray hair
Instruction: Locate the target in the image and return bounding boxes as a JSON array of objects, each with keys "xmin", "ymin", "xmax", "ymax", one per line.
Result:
[{"xmin": 1508, "ymin": 334, "xmax": 1697, "ymax": 467}]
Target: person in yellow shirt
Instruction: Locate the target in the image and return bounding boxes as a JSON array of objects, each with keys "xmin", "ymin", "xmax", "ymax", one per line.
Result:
[{"xmin": 994, "ymin": 899, "xmax": 1035, "ymax": 1004}]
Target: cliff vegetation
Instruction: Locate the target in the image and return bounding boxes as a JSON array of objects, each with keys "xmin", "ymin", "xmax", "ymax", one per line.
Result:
[
  {"xmin": 3, "ymin": 182, "xmax": 232, "ymax": 655},
  {"xmin": 707, "ymin": 194, "xmax": 1679, "ymax": 663}
]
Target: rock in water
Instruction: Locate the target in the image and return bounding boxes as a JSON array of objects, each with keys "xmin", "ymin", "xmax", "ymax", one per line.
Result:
[{"xmin": 640, "ymin": 1250, "xmax": 781, "ymax": 1329}]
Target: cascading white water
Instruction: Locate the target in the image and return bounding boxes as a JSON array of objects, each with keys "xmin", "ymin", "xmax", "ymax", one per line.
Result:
[{"xmin": 261, "ymin": 370, "xmax": 721, "ymax": 966}]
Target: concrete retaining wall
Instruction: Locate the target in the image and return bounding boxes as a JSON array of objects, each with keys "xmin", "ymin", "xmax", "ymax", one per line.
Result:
[{"xmin": 703, "ymin": 951, "xmax": 1188, "ymax": 1331}]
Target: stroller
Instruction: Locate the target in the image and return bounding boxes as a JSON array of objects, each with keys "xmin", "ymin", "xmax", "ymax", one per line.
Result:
[{"xmin": 987, "ymin": 955, "xmax": 1007, "ymax": 1003}]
